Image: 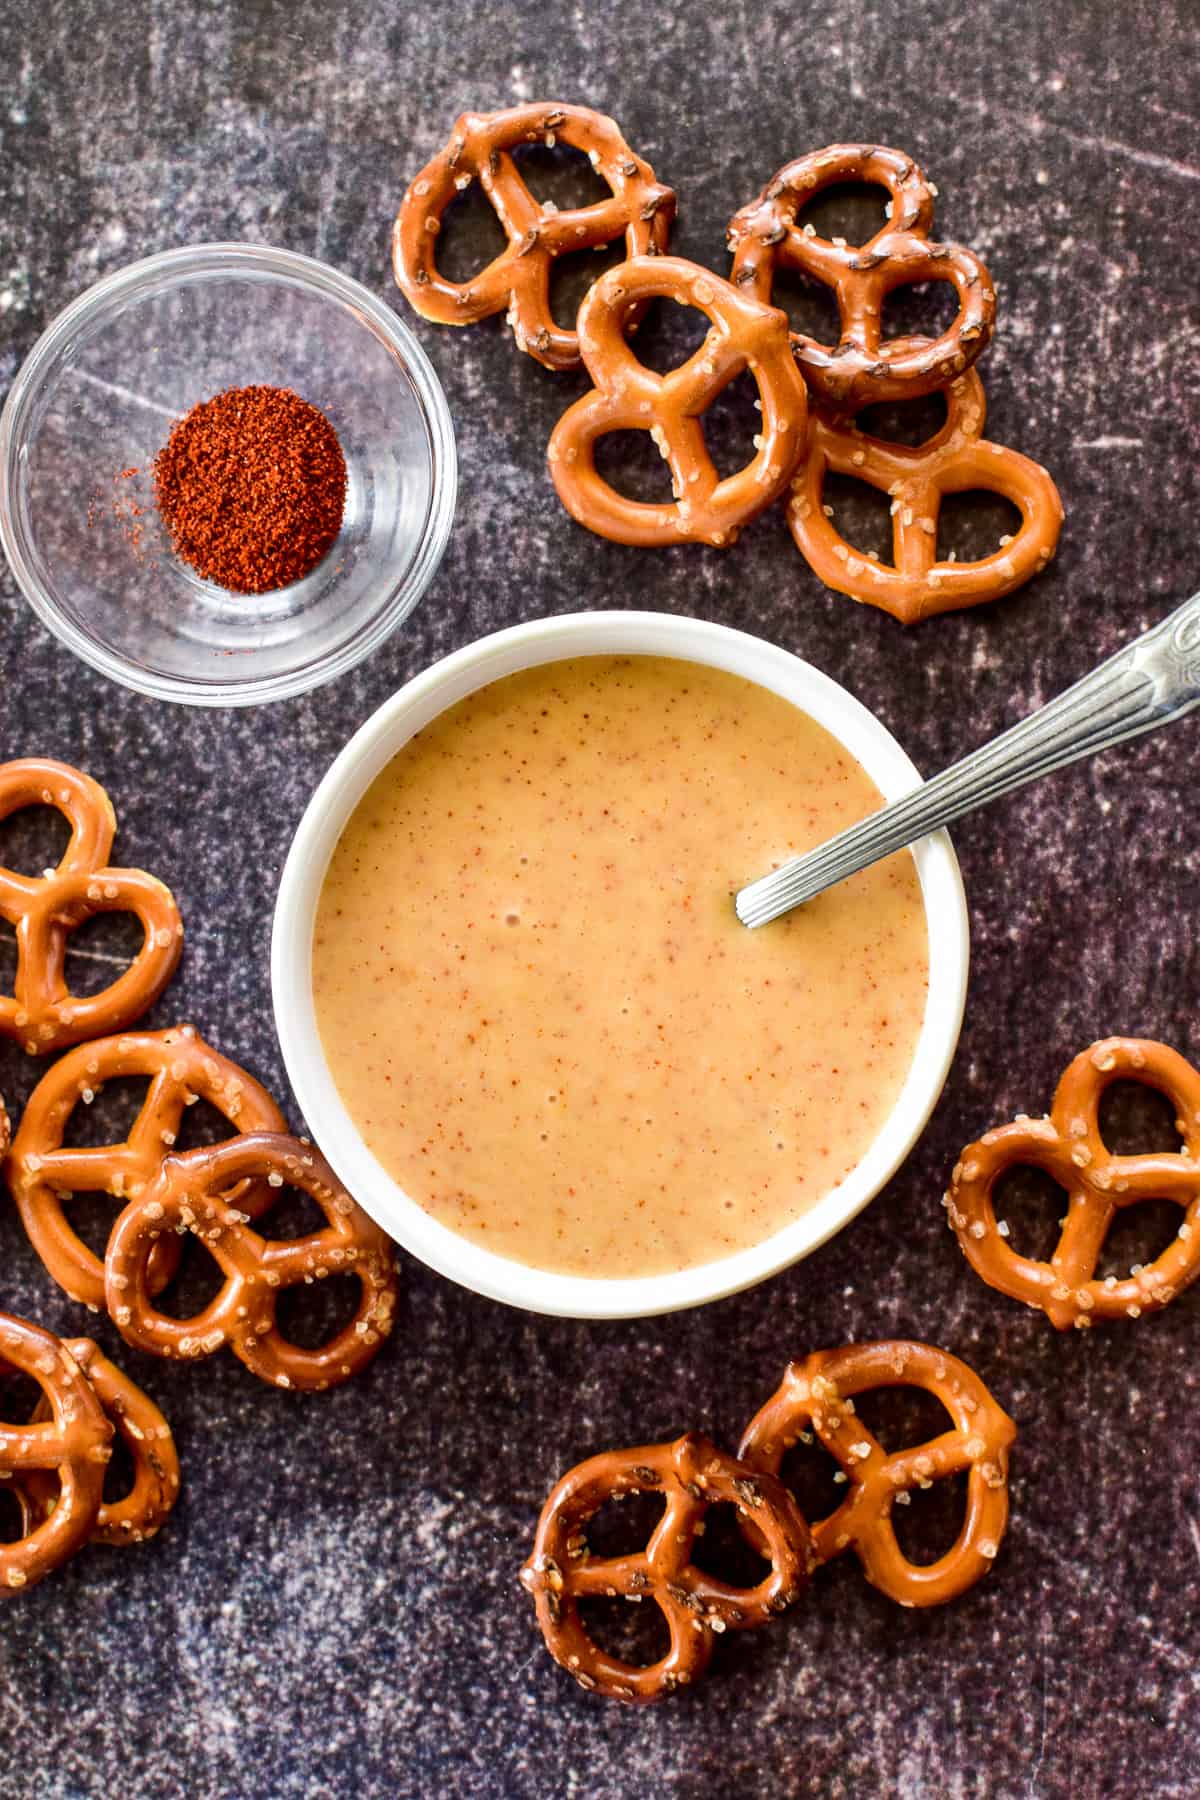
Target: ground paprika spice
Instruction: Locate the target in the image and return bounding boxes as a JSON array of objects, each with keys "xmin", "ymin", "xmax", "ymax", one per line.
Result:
[{"xmin": 152, "ymin": 384, "xmax": 347, "ymax": 593}]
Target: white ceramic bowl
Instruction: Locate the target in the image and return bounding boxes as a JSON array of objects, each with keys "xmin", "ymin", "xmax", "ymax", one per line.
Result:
[{"xmin": 272, "ymin": 611, "xmax": 969, "ymax": 1318}]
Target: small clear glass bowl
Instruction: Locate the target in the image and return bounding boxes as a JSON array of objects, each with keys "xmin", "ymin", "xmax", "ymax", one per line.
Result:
[{"xmin": 0, "ymin": 243, "xmax": 457, "ymax": 706}]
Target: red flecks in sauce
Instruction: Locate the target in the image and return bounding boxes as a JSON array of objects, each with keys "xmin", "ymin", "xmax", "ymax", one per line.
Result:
[{"xmin": 312, "ymin": 656, "xmax": 929, "ymax": 1278}]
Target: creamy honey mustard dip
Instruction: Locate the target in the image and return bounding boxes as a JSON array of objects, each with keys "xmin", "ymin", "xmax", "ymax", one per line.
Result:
[{"xmin": 313, "ymin": 656, "xmax": 928, "ymax": 1279}]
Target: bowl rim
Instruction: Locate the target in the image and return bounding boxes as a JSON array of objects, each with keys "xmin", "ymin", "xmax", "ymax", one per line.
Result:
[
  {"xmin": 0, "ymin": 240, "xmax": 457, "ymax": 707},
  {"xmin": 271, "ymin": 609, "xmax": 970, "ymax": 1319}
]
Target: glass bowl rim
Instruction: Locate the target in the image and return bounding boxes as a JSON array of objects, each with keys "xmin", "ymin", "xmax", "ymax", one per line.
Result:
[{"xmin": 0, "ymin": 241, "xmax": 458, "ymax": 708}]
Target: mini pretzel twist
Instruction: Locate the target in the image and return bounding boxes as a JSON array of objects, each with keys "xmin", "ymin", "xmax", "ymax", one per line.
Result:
[
  {"xmin": 727, "ymin": 144, "xmax": 996, "ymax": 410},
  {"xmin": 946, "ymin": 1037, "xmax": 1200, "ymax": 1329},
  {"xmin": 0, "ymin": 759, "xmax": 183, "ymax": 1056},
  {"xmin": 786, "ymin": 357, "xmax": 1063, "ymax": 622},
  {"xmin": 6, "ymin": 1025, "xmax": 287, "ymax": 1310},
  {"xmin": 0, "ymin": 1312, "xmax": 112, "ymax": 1593},
  {"xmin": 548, "ymin": 255, "xmax": 808, "ymax": 547},
  {"xmin": 104, "ymin": 1132, "xmax": 399, "ymax": 1390},
  {"xmin": 393, "ymin": 102, "xmax": 675, "ymax": 370},
  {"xmin": 14, "ymin": 1338, "xmax": 180, "ymax": 1547},
  {"xmin": 739, "ymin": 1341, "xmax": 1016, "ymax": 1608},
  {"xmin": 520, "ymin": 1432, "xmax": 813, "ymax": 1703}
]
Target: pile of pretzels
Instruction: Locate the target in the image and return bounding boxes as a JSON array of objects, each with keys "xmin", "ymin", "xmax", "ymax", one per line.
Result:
[
  {"xmin": 0, "ymin": 1312, "xmax": 179, "ymax": 1590},
  {"xmin": 0, "ymin": 756, "xmax": 399, "ymax": 1592},
  {"xmin": 523, "ymin": 1032, "xmax": 1200, "ymax": 1702},
  {"xmin": 521, "ymin": 1338, "xmax": 1016, "ymax": 1702},
  {"xmin": 393, "ymin": 103, "xmax": 1064, "ymax": 624}
]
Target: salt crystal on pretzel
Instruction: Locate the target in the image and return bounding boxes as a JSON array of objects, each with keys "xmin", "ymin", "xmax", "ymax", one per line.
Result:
[
  {"xmin": 947, "ymin": 1037, "xmax": 1200, "ymax": 1328},
  {"xmin": 787, "ymin": 355, "xmax": 1063, "ymax": 622},
  {"xmin": 739, "ymin": 1341, "xmax": 1015, "ymax": 1608},
  {"xmin": 393, "ymin": 102, "xmax": 675, "ymax": 371},
  {"xmin": 520, "ymin": 1432, "xmax": 813, "ymax": 1703},
  {"xmin": 727, "ymin": 144, "xmax": 996, "ymax": 410},
  {"xmin": 104, "ymin": 1131, "xmax": 399, "ymax": 1390},
  {"xmin": 0, "ymin": 758, "xmax": 183, "ymax": 1056},
  {"xmin": 548, "ymin": 253, "xmax": 808, "ymax": 547},
  {"xmin": 7, "ymin": 1025, "xmax": 287, "ymax": 1310}
]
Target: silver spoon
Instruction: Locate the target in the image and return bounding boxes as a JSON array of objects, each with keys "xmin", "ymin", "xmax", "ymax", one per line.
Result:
[{"xmin": 736, "ymin": 588, "xmax": 1200, "ymax": 928}]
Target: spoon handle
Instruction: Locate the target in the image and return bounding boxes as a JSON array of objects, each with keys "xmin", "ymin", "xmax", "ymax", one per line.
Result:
[{"xmin": 736, "ymin": 589, "xmax": 1200, "ymax": 928}]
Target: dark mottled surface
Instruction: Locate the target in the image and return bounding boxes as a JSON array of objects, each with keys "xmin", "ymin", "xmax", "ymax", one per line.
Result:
[{"xmin": 1, "ymin": 1, "xmax": 1199, "ymax": 1795}]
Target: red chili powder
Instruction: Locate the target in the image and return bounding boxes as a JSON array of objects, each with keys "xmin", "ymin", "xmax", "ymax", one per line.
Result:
[{"xmin": 152, "ymin": 385, "xmax": 347, "ymax": 594}]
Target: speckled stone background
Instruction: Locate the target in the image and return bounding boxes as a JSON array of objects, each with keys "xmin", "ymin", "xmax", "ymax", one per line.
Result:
[{"xmin": 1, "ymin": 1, "xmax": 1198, "ymax": 1795}]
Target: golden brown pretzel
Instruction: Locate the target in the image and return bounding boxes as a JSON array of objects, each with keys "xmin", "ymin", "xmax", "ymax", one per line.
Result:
[
  {"xmin": 393, "ymin": 102, "xmax": 675, "ymax": 370},
  {"xmin": 0, "ymin": 1312, "xmax": 112, "ymax": 1592},
  {"xmin": 727, "ymin": 144, "xmax": 995, "ymax": 409},
  {"xmin": 739, "ymin": 1341, "xmax": 1015, "ymax": 1608},
  {"xmin": 786, "ymin": 360, "xmax": 1063, "ymax": 622},
  {"xmin": 105, "ymin": 1132, "xmax": 399, "ymax": 1390},
  {"xmin": 946, "ymin": 1037, "xmax": 1200, "ymax": 1329},
  {"xmin": 520, "ymin": 1432, "xmax": 813, "ymax": 1703},
  {"xmin": 0, "ymin": 758, "xmax": 183, "ymax": 1055},
  {"xmin": 7, "ymin": 1024, "xmax": 287, "ymax": 1310},
  {"xmin": 14, "ymin": 1338, "xmax": 180, "ymax": 1546},
  {"xmin": 548, "ymin": 254, "xmax": 808, "ymax": 546}
]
